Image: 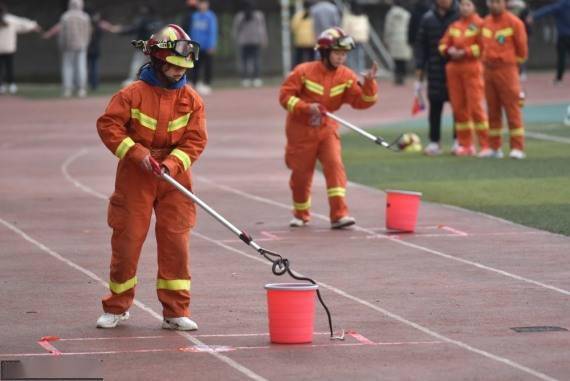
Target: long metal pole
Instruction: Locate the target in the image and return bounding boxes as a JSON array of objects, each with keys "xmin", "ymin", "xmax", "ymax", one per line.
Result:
[{"xmin": 326, "ymin": 112, "xmax": 390, "ymax": 147}]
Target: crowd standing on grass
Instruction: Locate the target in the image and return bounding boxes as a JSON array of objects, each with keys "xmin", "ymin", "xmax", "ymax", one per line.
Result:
[{"xmin": 0, "ymin": 1, "xmax": 41, "ymax": 95}]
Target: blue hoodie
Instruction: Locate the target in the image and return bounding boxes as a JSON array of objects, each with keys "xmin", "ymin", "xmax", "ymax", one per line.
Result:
[
  {"xmin": 190, "ymin": 10, "xmax": 218, "ymax": 51},
  {"xmin": 533, "ymin": 0, "xmax": 570, "ymax": 37},
  {"xmin": 139, "ymin": 66, "xmax": 187, "ymax": 89}
]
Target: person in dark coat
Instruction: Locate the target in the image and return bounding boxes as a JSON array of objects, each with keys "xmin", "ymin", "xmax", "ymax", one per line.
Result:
[
  {"xmin": 408, "ymin": 0, "xmax": 431, "ymax": 46},
  {"xmin": 414, "ymin": 0, "xmax": 459, "ymax": 155}
]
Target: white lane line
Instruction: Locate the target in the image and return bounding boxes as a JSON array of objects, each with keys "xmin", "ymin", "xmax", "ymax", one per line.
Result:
[
  {"xmin": 197, "ymin": 176, "xmax": 570, "ymax": 297},
  {"xmin": 526, "ymin": 131, "xmax": 570, "ymax": 144},
  {"xmin": 0, "ymin": 217, "xmax": 267, "ymax": 381},
  {"xmin": 61, "ymin": 148, "xmax": 560, "ymax": 380},
  {"xmin": 61, "ymin": 148, "xmax": 108, "ymax": 200}
]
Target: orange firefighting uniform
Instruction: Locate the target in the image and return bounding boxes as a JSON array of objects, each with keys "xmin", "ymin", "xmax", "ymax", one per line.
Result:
[
  {"xmin": 480, "ymin": 11, "xmax": 528, "ymax": 151},
  {"xmin": 279, "ymin": 61, "xmax": 378, "ymax": 222},
  {"xmin": 97, "ymin": 80, "xmax": 207, "ymax": 318},
  {"xmin": 439, "ymin": 13, "xmax": 489, "ymax": 150}
]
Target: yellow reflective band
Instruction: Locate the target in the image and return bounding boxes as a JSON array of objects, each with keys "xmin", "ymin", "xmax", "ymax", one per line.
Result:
[
  {"xmin": 115, "ymin": 137, "xmax": 135, "ymax": 159},
  {"xmin": 303, "ymin": 79, "xmax": 324, "ymax": 95},
  {"xmin": 287, "ymin": 96, "xmax": 300, "ymax": 112},
  {"xmin": 170, "ymin": 148, "xmax": 191, "ymax": 170},
  {"xmin": 470, "ymin": 44, "xmax": 480, "ymax": 57},
  {"xmin": 449, "ymin": 28, "xmax": 461, "ymax": 37},
  {"xmin": 495, "ymin": 27, "xmax": 513, "ymax": 38},
  {"xmin": 439, "ymin": 44, "xmax": 447, "ymax": 54},
  {"xmin": 131, "ymin": 108, "xmax": 157, "ymax": 130},
  {"xmin": 510, "ymin": 127, "xmax": 524, "ymax": 137},
  {"xmin": 293, "ymin": 198, "xmax": 311, "ymax": 211},
  {"xmin": 465, "ymin": 28, "xmax": 478, "ymax": 38},
  {"xmin": 489, "ymin": 129, "xmax": 502, "ymax": 137},
  {"xmin": 109, "ymin": 276, "xmax": 137, "ymax": 294},
  {"xmin": 168, "ymin": 112, "xmax": 191, "ymax": 132},
  {"xmin": 157, "ymin": 278, "xmax": 191, "ymax": 291},
  {"xmin": 516, "ymin": 56, "xmax": 526, "ymax": 64},
  {"xmin": 482, "ymin": 28, "xmax": 492, "ymax": 38},
  {"xmin": 361, "ymin": 94, "xmax": 377, "ymax": 102},
  {"xmin": 330, "ymin": 80, "xmax": 353, "ymax": 97},
  {"xmin": 327, "ymin": 187, "xmax": 346, "ymax": 198},
  {"xmin": 474, "ymin": 121, "xmax": 489, "ymax": 130},
  {"xmin": 455, "ymin": 122, "xmax": 472, "ymax": 131}
]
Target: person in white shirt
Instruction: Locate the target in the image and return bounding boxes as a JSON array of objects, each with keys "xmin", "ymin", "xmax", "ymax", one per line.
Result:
[{"xmin": 0, "ymin": 2, "xmax": 41, "ymax": 94}]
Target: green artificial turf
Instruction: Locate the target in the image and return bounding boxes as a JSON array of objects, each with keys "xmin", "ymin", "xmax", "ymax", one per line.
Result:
[{"xmin": 341, "ymin": 106, "xmax": 570, "ymax": 236}]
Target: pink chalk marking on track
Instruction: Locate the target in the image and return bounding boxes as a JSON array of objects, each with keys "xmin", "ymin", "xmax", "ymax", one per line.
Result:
[{"xmin": 37, "ymin": 340, "xmax": 62, "ymax": 355}]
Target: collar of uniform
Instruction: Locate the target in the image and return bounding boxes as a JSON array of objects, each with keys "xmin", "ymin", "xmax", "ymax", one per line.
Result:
[{"xmin": 139, "ymin": 65, "xmax": 187, "ymax": 90}]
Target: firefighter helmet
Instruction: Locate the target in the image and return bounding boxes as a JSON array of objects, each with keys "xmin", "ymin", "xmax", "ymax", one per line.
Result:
[
  {"xmin": 315, "ymin": 27, "xmax": 355, "ymax": 51},
  {"xmin": 136, "ymin": 24, "xmax": 200, "ymax": 69}
]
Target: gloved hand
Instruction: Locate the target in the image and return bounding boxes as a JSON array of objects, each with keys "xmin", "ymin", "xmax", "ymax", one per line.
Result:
[
  {"xmin": 308, "ymin": 103, "xmax": 327, "ymax": 127},
  {"xmin": 141, "ymin": 155, "xmax": 166, "ymax": 177}
]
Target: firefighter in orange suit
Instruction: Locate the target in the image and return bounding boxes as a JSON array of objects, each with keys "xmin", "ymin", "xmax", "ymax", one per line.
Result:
[
  {"xmin": 279, "ymin": 27, "xmax": 378, "ymax": 229},
  {"xmin": 481, "ymin": 0, "xmax": 528, "ymax": 159},
  {"xmin": 95, "ymin": 24, "xmax": 207, "ymax": 330},
  {"xmin": 439, "ymin": 0, "xmax": 490, "ymax": 157}
]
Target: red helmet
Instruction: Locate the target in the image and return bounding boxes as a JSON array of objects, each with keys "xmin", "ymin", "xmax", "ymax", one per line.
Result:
[
  {"xmin": 315, "ymin": 27, "xmax": 355, "ymax": 51},
  {"xmin": 138, "ymin": 24, "xmax": 200, "ymax": 69}
]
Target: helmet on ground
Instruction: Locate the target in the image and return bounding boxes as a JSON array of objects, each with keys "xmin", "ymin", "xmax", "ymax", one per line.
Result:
[
  {"xmin": 315, "ymin": 27, "xmax": 355, "ymax": 51},
  {"xmin": 397, "ymin": 133, "xmax": 422, "ymax": 152},
  {"xmin": 134, "ymin": 24, "xmax": 200, "ymax": 69}
]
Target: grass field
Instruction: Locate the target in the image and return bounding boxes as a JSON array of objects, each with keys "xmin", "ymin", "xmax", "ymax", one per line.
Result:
[{"xmin": 342, "ymin": 106, "xmax": 570, "ymax": 236}]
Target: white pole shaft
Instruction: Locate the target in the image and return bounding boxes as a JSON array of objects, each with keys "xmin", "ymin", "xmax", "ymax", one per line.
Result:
[{"xmin": 326, "ymin": 112, "xmax": 388, "ymax": 147}]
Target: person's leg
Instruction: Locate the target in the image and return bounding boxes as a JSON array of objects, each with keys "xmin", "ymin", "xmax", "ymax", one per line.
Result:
[
  {"xmin": 318, "ymin": 131, "xmax": 349, "ymax": 222},
  {"xmin": 556, "ymin": 36, "xmax": 566, "ymax": 82},
  {"xmin": 102, "ymin": 161, "xmax": 154, "ymax": 314},
  {"xmin": 77, "ymin": 49, "xmax": 88, "ymax": 95},
  {"xmin": 88, "ymin": 54, "xmax": 96, "ymax": 90},
  {"xmin": 285, "ymin": 139, "xmax": 318, "ymax": 222},
  {"xmin": 203, "ymin": 52, "xmax": 212, "ymax": 85},
  {"xmin": 428, "ymin": 97, "xmax": 444, "ymax": 144},
  {"xmin": 5, "ymin": 53, "xmax": 14, "ymax": 84},
  {"xmin": 240, "ymin": 45, "xmax": 250, "ymax": 80},
  {"xmin": 251, "ymin": 45, "xmax": 261, "ymax": 80},
  {"xmin": 62, "ymin": 50, "xmax": 73, "ymax": 96},
  {"xmin": 191, "ymin": 55, "xmax": 201, "ymax": 85},
  {"xmin": 155, "ymin": 172, "xmax": 194, "ymax": 318},
  {"xmin": 498, "ymin": 66, "xmax": 524, "ymax": 151},
  {"xmin": 484, "ymin": 67, "xmax": 504, "ymax": 151},
  {"xmin": 468, "ymin": 64, "xmax": 489, "ymax": 150},
  {"xmin": 446, "ymin": 64, "xmax": 471, "ymax": 150}
]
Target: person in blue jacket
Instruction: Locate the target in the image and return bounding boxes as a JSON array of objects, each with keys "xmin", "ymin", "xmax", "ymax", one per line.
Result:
[
  {"xmin": 189, "ymin": 0, "xmax": 217, "ymax": 95},
  {"xmin": 529, "ymin": 0, "xmax": 570, "ymax": 84}
]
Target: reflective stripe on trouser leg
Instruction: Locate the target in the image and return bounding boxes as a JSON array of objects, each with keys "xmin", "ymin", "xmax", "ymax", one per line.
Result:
[
  {"xmin": 484, "ymin": 68, "xmax": 504, "ymax": 150},
  {"xmin": 318, "ymin": 132, "xmax": 348, "ymax": 221},
  {"xmin": 155, "ymin": 171, "xmax": 194, "ymax": 318},
  {"xmin": 103, "ymin": 160, "xmax": 154, "ymax": 314},
  {"xmin": 285, "ymin": 142, "xmax": 318, "ymax": 221}
]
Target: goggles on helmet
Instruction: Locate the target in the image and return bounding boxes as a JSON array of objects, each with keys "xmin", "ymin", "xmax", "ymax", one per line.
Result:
[
  {"xmin": 336, "ymin": 35, "xmax": 355, "ymax": 50},
  {"xmin": 155, "ymin": 40, "xmax": 201, "ymax": 60}
]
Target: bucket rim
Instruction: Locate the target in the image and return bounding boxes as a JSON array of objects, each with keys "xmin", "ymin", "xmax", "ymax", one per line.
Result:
[
  {"xmin": 264, "ymin": 282, "xmax": 319, "ymax": 291},
  {"xmin": 385, "ymin": 189, "xmax": 423, "ymax": 196}
]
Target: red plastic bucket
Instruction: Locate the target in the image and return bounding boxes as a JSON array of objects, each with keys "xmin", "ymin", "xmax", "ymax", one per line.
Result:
[
  {"xmin": 265, "ymin": 283, "xmax": 318, "ymax": 344},
  {"xmin": 385, "ymin": 190, "xmax": 422, "ymax": 232}
]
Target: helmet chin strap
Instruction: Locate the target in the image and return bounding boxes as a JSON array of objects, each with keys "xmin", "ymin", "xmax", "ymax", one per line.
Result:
[{"xmin": 320, "ymin": 49, "xmax": 338, "ymax": 70}]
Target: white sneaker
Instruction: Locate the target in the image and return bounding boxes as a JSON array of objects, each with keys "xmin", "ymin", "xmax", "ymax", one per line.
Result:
[
  {"xmin": 509, "ymin": 149, "xmax": 526, "ymax": 160},
  {"xmin": 8, "ymin": 83, "xmax": 17, "ymax": 94},
  {"xmin": 423, "ymin": 142, "xmax": 442, "ymax": 156},
  {"xmin": 0, "ymin": 84, "xmax": 6, "ymax": 94},
  {"xmin": 162, "ymin": 317, "xmax": 198, "ymax": 331},
  {"xmin": 241, "ymin": 79, "xmax": 252, "ymax": 87},
  {"xmin": 96, "ymin": 311, "xmax": 129, "ymax": 328},
  {"xmin": 252, "ymin": 78, "xmax": 263, "ymax": 87},
  {"xmin": 77, "ymin": 88, "xmax": 87, "ymax": 98},
  {"xmin": 63, "ymin": 89, "xmax": 72, "ymax": 98},
  {"xmin": 289, "ymin": 217, "xmax": 307, "ymax": 227},
  {"xmin": 477, "ymin": 148, "xmax": 494, "ymax": 158},
  {"xmin": 331, "ymin": 216, "xmax": 356, "ymax": 229},
  {"xmin": 487, "ymin": 149, "xmax": 504, "ymax": 159}
]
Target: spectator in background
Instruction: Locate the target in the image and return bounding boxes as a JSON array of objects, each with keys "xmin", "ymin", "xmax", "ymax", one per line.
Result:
[
  {"xmin": 310, "ymin": 0, "xmax": 340, "ymax": 37},
  {"xmin": 190, "ymin": 0, "xmax": 217, "ymax": 95},
  {"xmin": 118, "ymin": 3, "xmax": 161, "ymax": 86},
  {"xmin": 86, "ymin": 8, "xmax": 119, "ymax": 91},
  {"xmin": 0, "ymin": 2, "xmax": 41, "ymax": 94},
  {"xmin": 291, "ymin": 1, "xmax": 316, "ymax": 66},
  {"xmin": 342, "ymin": 2, "xmax": 370, "ymax": 74},
  {"xmin": 383, "ymin": 0, "xmax": 412, "ymax": 85},
  {"xmin": 43, "ymin": 0, "xmax": 91, "ymax": 98},
  {"xmin": 408, "ymin": 0, "xmax": 431, "ymax": 47},
  {"xmin": 232, "ymin": 1, "xmax": 268, "ymax": 87},
  {"xmin": 414, "ymin": 0, "xmax": 459, "ymax": 155},
  {"xmin": 528, "ymin": 0, "xmax": 570, "ymax": 84}
]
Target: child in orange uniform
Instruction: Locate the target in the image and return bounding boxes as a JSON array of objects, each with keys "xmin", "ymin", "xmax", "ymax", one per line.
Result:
[
  {"xmin": 481, "ymin": 0, "xmax": 528, "ymax": 159},
  {"xmin": 279, "ymin": 27, "xmax": 378, "ymax": 229},
  {"xmin": 439, "ymin": 0, "xmax": 490, "ymax": 156},
  {"xmin": 96, "ymin": 24, "xmax": 207, "ymax": 330}
]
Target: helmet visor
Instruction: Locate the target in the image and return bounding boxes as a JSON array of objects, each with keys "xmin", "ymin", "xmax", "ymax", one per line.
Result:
[
  {"xmin": 156, "ymin": 40, "xmax": 200, "ymax": 60},
  {"xmin": 336, "ymin": 36, "xmax": 355, "ymax": 50}
]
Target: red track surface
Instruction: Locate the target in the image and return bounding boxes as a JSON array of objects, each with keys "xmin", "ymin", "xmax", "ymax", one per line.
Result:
[{"xmin": 1, "ymin": 74, "xmax": 569, "ymax": 380}]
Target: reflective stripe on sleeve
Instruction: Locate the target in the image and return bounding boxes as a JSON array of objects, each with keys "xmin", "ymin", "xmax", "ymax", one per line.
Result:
[
  {"xmin": 109, "ymin": 276, "xmax": 137, "ymax": 294},
  {"xmin": 170, "ymin": 148, "xmax": 191, "ymax": 170},
  {"xmin": 327, "ymin": 187, "xmax": 346, "ymax": 198},
  {"xmin": 361, "ymin": 94, "xmax": 378, "ymax": 102},
  {"xmin": 287, "ymin": 96, "xmax": 300, "ymax": 112},
  {"xmin": 115, "ymin": 137, "xmax": 135, "ymax": 159},
  {"xmin": 157, "ymin": 278, "xmax": 191, "ymax": 291},
  {"xmin": 439, "ymin": 44, "xmax": 447, "ymax": 54},
  {"xmin": 168, "ymin": 112, "xmax": 191, "ymax": 132},
  {"xmin": 131, "ymin": 109, "xmax": 157, "ymax": 130}
]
